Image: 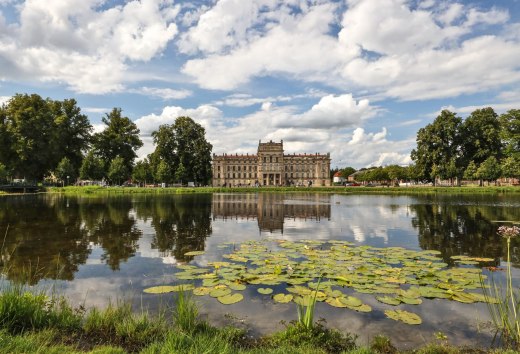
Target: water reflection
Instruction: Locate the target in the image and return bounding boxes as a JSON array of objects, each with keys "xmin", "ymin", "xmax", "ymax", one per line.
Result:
[
  {"xmin": 212, "ymin": 193, "xmax": 331, "ymax": 233},
  {"xmin": 1, "ymin": 193, "xmax": 520, "ymax": 286}
]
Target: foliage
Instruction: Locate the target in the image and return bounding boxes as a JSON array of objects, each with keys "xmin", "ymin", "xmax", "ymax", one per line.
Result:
[
  {"xmin": 80, "ymin": 151, "xmax": 106, "ymax": 181},
  {"xmin": 501, "ymin": 156, "xmax": 520, "ymax": 179},
  {"xmin": 481, "ymin": 226, "xmax": 520, "ymax": 349},
  {"xmin": 476, "ymin": 156, "xmax": 501, "ymax": 183},
  {"xmin": 370, "ymin": 335, "xmax": 397, "ymax": 354},
  {"xmin": 54, "ymin": 157, "xmax": 77, "ymax": 185},
  {"xmin": 154, "ymin": 159, "xmax": 172, "ymax": 183},
  {"xmin": 462, "ymin": 108, "xmax": 503, "ymax": 166},
  {"xmin": 463, "ymin": 161, "xmax": 478, "ymax": 181},
  {"xmin": 269, "ymin": 322, "xmax": 357, "ymax": 354},
  {"xmin": 92, "ymin": 108, "xmax": 142, "ymax": 176},
  {"xmin": 297, "ymin": 275, "xmax": 322, "ymax": 329},
  {"xmin": 149, "ymin": 116, "xmax": 212, "ymax": 185},
  {"xmin": 411, "ymin": 110, "xmax": 463, "ymax": 184},
  {"xmin": 132, "ymin": 159, "xmax": 153, "ymax": 185},
  {"xmin": 500, "ymin": 109, "xmax": 520, "ymax": 157},
  {"xmin": 340, "ymin": 167, "xmax": 357, "ymax": 179},
  {"xmin": 0, "ymin": 162, "xmax": 8, "ymax": 183},
  {"xmin": 0, "ymin": 286, "xmax": 81, "ymax": 334},
  {"xmin": 173, "ymin": 290, "xmax": 199, "ymax": 333},
  {"xmin": 0, "ymin": 94, "xmax": 91, "ymax": 180},
  {"xmin": 107, "ymin": 156, "xmax": 129, "ymax": 185}
]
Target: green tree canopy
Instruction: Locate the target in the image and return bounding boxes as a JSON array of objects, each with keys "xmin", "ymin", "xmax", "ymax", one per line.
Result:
[
  {"xmin": 92, "ymin": 108, "xmax": 142, "ymax": 176},
  {"xmin": 411, "ymin": 110, "xmax": 463, "ymax": 184},
  {"xmin": 79, "ymin": 151, "xmax": 105, "ymax": 181},
  {"xmin": 55, "ymin": 157, "xmax": 77, "ymax": 185},
  {"xmin": 462, "ymin": 107, "xmax": 502, "ymax": 166},
  {"xmin": 150, "ymin": 116, "xmax": 212, "ymax": 185},
  {"xmin": 500, "ymin": 109, "xmax": 520, "ymax": 158},
  {"xmin": 476, "ymin": 156, "xmax": 501, "ymax": 183},
  {"xmin": 108, "ymin": 156, "xmax": 129, "ymax": 185},
  {"xmin": 501, "ymin": 156, "xmax": 520, "ymax": 179},
  {"xmin": 340, "ymin": 167, "xmax": 356, "ymax": 179},
  {"xmin": 463, "ymin": 161, "xmax": 478, "ymax": 181},
  {"xmin": 132, "ymin": 159, "xmax": 153, "ymax": 185},
  {"xmin": 0, "ymin": 94, "xmax": 91, "ymax": 181}
]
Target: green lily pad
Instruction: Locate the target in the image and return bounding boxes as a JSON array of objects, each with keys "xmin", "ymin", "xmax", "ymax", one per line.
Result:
[
  {"xmin": 143, "ymin": 284, "xmax": 194, "ymax": 294},
  {"xmin": 385, "ymin": 309, "xmax": 422, "ymax": 325},
  {"xmin": 326, "ymin": 297, "xmax": 348, "ymax": 308},
  {"xmin": 218, "ymin": 293, "xmax": 243, "ymax": 305},
  {"xmin": 273, "ymin": 293, "xmax": 293, "ymax": 303},
  {"xmin": 340, "ymin": 296, "xmax": 363, "ymax": 307},
  {"xmin": 376, "ymin": 296, "xmax": 401, "ymax": 306},
  {"xmin": 193, "ymin": 287, "xmax": 212, "ymax": 296},
  {"xmin": 184, "ymin": 251, "xmax": 205, "ymax": 256},
  {"xmin": 209, "ymin": 287, "xmax": 232, "ymax": 298},
  {"xmin": 258, "ymin": 288, "xmax": 273, "ymax": 295}
]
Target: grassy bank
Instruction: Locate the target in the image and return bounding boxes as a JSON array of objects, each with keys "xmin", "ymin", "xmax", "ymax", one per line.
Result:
[
  {"xmin": 43, "ymin": 185, "xmax": 520, "ymax": 195},
  {"xmin": 0, "ymin": 285, "xmax": 516, "ymax": 354}
]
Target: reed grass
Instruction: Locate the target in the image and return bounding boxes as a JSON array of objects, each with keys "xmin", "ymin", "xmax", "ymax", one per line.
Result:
[{"xmin": 480, "ymin": 226, "xmax": 520, "ymax": 349}]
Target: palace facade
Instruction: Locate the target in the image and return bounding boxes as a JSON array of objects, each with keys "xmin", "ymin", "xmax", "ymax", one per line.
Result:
[{"xmin": 212, "ymin": 140, "xmax": 331, "ymax": 187}]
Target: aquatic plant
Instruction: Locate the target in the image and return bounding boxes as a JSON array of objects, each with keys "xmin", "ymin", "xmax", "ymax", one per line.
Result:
[
  {"xmin": 297, "ymin": 275, "xmax": 322, "ymax": 329},
  {"xmin": 144, "ymin": 239, "xmax": 497, "ymax": 325},
  {"xmin": 481, "ymin": 226, "xmax": 520, "ymax": 348}
]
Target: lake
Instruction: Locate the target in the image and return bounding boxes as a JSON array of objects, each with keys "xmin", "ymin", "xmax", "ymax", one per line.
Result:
[{"xmin": 1, "ymin": 192, "xmax": 520, "ymax": 348}]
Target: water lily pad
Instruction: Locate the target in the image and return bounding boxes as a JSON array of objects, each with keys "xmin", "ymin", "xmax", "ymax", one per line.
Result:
[
  {"xmin": 326, "ymin": 297, "xmax": 348, "ymax": 308},
  {"xmin": 228, "ymin": 282, "xmax": 246, "ymax": 291},
  {"xmin": 143, "ymin": 284, "xmax": 194, "ymax": 294},
  {"xmin": 218, "ymin": 293, "xmax": 243, "ymax": 305},
  {"xmin": 209, "ymin": 287, "xmax": 232, "ymax": 298},
  {"xmin": 340, "ymin": 296, "xmax": 363, "ymax": 307},
  {"xmin": 273, "ymin": 294, "xmax": 293, "ymax": 303},
  {"xmin": 258, "ymin": 288, "xmax": 273, "ymax": 295},
  {"xmin": 193, "ymin": 287, "xmax": 212, "ymax": 296},
  {"xmin": 184, "ymin": 251, "xmax": 205, "ymax": 256},
  {"xmin": 385, "ymin": 309, "xmax": 422, "ymax": 325},
  {"xmin": 376, "ymin": 296, "xmax": 401, "ymax": 306}
]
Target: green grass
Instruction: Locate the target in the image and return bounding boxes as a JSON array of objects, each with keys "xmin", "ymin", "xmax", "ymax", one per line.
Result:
[
  {"xmin": 0, "ymin": 285, "xmax": 517, "ymax": 353},
  {"xmin": 42, "ymin": 185, "xmax": 520, "ymax": 196}
]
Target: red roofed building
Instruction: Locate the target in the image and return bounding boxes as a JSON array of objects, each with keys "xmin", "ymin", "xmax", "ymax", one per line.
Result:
[{"xmin": 212, "ymin": 140, "xmax": 331, "ymax": 187}]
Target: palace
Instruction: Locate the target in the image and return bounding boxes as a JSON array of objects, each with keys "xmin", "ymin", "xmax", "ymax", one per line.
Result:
[{"xmin": 212, "ymin": 140, "xmax": 331, "ymax": 187}]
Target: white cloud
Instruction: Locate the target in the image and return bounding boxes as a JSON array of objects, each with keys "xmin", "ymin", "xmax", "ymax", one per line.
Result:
[
  {"xmin": 134, "ymin": 94, "xmax": 410, "ymax": 168},
  {"xmin": 0, "ymin": 95, "xmax": 10, "ymax": 106},
  {"xmin": 83, "ymin": 107, "xmax": 110, "ymax": 114},
  {"xmin": 0, "ymin": 0, "xmax": 179, "ymax": 93},
  {"xmin": 281, "ymin": 94, "xmax": 376, "ymax": 129},
  {"xmin": 131, "ymin": 87, "xmax": 192, "ymax": 100},
  {"xmin": 179, "ymin": 0, "xmax": 520, "ymax": 102},
  {"xmin": 182, "ymin": 1, "xmax": 351, "ymax": 90}
]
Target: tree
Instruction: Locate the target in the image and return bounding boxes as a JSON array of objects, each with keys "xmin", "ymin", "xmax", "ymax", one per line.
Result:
[
  {"xmin": 79, "ymin": 151, "xmax": 105, "ymax": 181},
  {"xmin": 0, "ymin": 94, "xmax": 56, "ymax": 180},
  {"xmin": 55, "ymin": 157, "xmax": 76, "ymax": 185},
  {"xmin": 476, "ymin": 156, "xmax": 501, "ymax": 185},
  {"xmin": 132, "ymin": 159, "xmax": 153, "ymax": 186},
  {"xmin": 50, "ymin": 99, "xmax": 92, "ymax": 172},
  {"xmin": 385, "ymin": 165, "xmax": 406, "ymax": 185},
  {"xmin": 340, "ymin": 167, "xmax": 356, "ymax": 179},
  {"xmin": 411, "ymin": 110, "xmax": 463, "ymax": 185},
  {"xmin": 500, "ymin": 109, "xmax": 520, "ymax": 158},
  {"xmin": 501, "ymin": 156, "xmax": 520, "ymax": 180},
  {"xmin": 154, "ymin": 160, "xmax": 172, "ymax": 183},
  {"xmin": 0, "ymin": 162, "xmax": 7, "ymax": 183},
  {"xmin": 150, "ymin": 116, "xmax": 212, "ymax": 185},
  {"xmin": 92, "ymin": 108, "xmax": 142, "ymax": 176},
  {"xmin": 108, "ymin": 156, "xmax": 129, "ymax": 185},
  {"xmin": 462, "ymin": 107, "xmax": 502, "ymax": 167},
  {"xmin": 463, "ymin": 161, "xmax": 478, "ymax": 181}
]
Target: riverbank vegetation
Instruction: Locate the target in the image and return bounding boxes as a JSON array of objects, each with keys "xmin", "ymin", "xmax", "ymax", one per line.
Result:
[
  {"xmin": 0, "ymin": 284, "xmax": 516, "ymax": 354},
  {"xmin": 42, "ymin": 185, "xmax": 520, "ymax": 195}
]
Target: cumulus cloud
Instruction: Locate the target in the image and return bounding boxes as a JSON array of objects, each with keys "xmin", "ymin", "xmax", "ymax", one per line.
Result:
[
  {"xmin": 0, "ymin": 0, "xmax": 180, "ymax": 93},
  {"xmin": 134, "ymin": 94, "xmax": 411, "ymax": 168},
  {"xmin": 179, "ymin": 0, "xmax": 520, "ymax": 101},
  {"xmin": 130, "ymin": 87, "xmax": 192, "ymax": 100}
]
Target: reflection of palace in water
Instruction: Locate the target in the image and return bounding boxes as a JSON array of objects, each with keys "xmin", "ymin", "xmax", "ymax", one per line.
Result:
[{"xmin": 212, "ymin": 194, "xmax": 331, "ymax": 233}]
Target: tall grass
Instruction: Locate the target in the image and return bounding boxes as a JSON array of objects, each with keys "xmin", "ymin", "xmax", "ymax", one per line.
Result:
[
  {"xmin": 481, "ymin": 226, "xmax": 520, "ymax": 348},
  {"xmin": 173, "ymin": 289, "xmax": 199, "ymax": 333},
  {"xmin": 297, "ymin": 276, "xmax": 322, "ymax": 329}
]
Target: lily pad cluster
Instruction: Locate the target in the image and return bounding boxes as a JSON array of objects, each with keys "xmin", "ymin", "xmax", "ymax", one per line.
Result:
[{"xmin": 143, "ymin": 240, "xmax": 495, "ymax": 325}]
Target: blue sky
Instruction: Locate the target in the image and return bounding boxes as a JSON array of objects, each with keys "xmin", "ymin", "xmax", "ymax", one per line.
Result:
[{"xmin": 1, "ymin": 0, "xmax": 519, "ymax": 168}]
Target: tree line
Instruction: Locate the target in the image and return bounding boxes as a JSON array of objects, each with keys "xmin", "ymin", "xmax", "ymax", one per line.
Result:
[
  {"xmin": 333, "ymin": 107, "xmax": 519, "ymax": 186},
  {"xmin": 0, "ymin": 93, "xmax": 212, "ymax": 186},
  {"xmin": 411, "ymin": 108, "xmax": 519, "ymax": 185}
]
